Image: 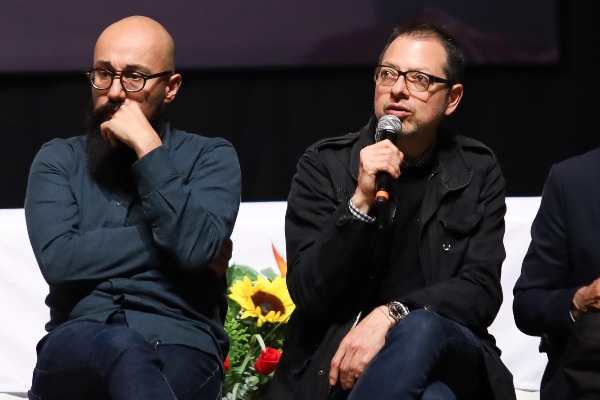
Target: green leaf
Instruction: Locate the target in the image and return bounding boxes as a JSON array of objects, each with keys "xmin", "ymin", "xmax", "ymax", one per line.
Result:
[
  {"xmin": 260, "ymin": 267, "xmax": 278, "ymax": 281},
  {"xmin": 228, "ymin": 264, "xmax": 260, "ymax": 286}
]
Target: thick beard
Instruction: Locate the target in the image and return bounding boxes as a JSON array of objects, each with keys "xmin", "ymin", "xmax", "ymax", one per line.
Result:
[{"xmin": 85, "ymin": 100, "xmax": 167, "ymax": 191}]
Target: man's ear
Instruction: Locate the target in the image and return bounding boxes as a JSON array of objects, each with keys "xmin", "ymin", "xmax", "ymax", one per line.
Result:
[
  {"xmin": 164, "ymin": 73, "xmax": 182, "ymax": 104},
  {"xmin": 444, "ymin": 83, "xmax": 463, "ymax": 116}
]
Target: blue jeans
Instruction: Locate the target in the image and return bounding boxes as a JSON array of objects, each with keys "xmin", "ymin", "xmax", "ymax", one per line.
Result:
[
  {"xmin": 28, "ymin": 311, "xmax": 222, "ymax": 400},
  {"xmin": 347, "ymin": 310, "xmax": 483, "ymax": 400}
]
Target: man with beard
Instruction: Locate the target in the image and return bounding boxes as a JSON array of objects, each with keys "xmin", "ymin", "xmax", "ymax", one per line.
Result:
[
  {"xmin": 268, "ymin": 22, "xmax": 515, "ymax": 400},
  {"xmin": 24, "ymin": 16, "xmax": 241, "ymax": 400}
]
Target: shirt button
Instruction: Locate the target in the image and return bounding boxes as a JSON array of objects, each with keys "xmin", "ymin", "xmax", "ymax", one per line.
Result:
[
  {"xmin": 318, "ymin": 369, "xmax": 324, "ymax": 376},
  {"xmin": 152, "ymin": 223, "xmax": 157, "ymax": 228},
  {"xmin": 116, "ymin": 201, "xmax": 123, "ymax": 206}
]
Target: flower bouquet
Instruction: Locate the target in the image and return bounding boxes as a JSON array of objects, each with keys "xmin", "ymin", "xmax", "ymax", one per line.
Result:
[{"xmin": 223, "ymin": 245, "xmax": 295, "ymax": 400}]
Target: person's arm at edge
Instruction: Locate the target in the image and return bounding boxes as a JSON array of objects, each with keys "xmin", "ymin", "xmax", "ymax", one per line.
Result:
[{"xmin": 513, "ymin": 165, "xmax": 579, "ymax": 339}]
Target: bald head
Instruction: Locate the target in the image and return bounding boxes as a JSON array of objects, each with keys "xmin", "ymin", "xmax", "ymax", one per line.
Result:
[{"xmin": 94, "ymin": 15, "xmax": 175, "ymax": 71}]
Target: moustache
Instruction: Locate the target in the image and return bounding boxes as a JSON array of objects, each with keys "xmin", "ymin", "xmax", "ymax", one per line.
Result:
[{"xmin": 92, "ymin": 101, "xmax": 124, "ymax": 124}]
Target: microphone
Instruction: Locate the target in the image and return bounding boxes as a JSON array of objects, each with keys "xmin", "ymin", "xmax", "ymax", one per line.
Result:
[{"xmin": 373, "ymin": 115, "xmax": 402, "ymax": 231}]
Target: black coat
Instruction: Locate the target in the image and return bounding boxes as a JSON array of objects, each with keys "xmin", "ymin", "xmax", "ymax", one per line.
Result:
[
  {"xmin": 268, "ymin": 117, "xmax": 515, "ymax": 400},
  {"xmin": 513, "ymin": 147, "xmax": 600, "ymax": 400}
]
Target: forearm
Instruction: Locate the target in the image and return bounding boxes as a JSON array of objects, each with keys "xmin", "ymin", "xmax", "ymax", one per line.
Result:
[
  {"xmin": 29, "ymin": 224, "xmax": 156, "ymax": 287},
  {"xmin": 401, "ymin": 271, "xmax": 503, "ymax": 331},
  {"xmin": 513, "ymin": 287, "xmax": 578, "ymax": 338},
  {"xmin": 286, "ymin": 203, "xmax": 379, "ymax": 318},
  {"xmin": 513, "ymin": 166, "xmax": 575, "ymax": 337},
  {"xmin": 133, "ymin": 143, "xmax": 241, "ymax": 272}
]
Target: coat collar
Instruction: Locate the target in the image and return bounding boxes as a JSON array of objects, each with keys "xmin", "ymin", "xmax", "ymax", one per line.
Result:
[{"xmin": 159, "ymin": 121, "xmax": 173, "ymax": 151}]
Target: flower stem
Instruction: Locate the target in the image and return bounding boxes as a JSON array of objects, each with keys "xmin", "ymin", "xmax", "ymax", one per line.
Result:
[
  {"xmin": 239, "ymin": 335, "xmax": 257, "ymax": 373},
  {"xmin": 261, "ymin": 315, "xmax": 290, "ymax": 343}
]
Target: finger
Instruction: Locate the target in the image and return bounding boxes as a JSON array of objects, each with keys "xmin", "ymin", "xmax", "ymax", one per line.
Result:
[
  {"xmin": 213, "ymin": 265, "xmax": 227, "ymax": 276},
  {"xmin": 214, "ymin": 255, "xmax": 228, "ymax": 271},
  {"xmin": 207, "ymin": 260, "xmax": 227, "ymax": 276},
  {"xmin": 346, "ymin": 375, "xmax": 356, "ymax": 390},
  {"xmin": 329, "ymin": 347, "xmax": 345, "ymax": 385},
  {"xmin": 341, "ymin": 368, "xmax": 356, "ymax": 390},
  {"xmin": 100, "ymin": 124, "xmax": 109, "ymax": 141},
  {"xmin": 221, "ymin": 239, "xmax": 233, "ymax": 259},
  {"xmin": 110, "ymin": 134, "xmax": 119, "ymax": 148},
  {"xmin": 214, "ymin": 251, "xmax": 230, "ymax": 267},
  {"xmin": 354, "ymin": 355, "xmax": 369, "ymax": 379},
  {"xmin": 338, "ymin": 348, "xmax": 357, "ymax": 389}
]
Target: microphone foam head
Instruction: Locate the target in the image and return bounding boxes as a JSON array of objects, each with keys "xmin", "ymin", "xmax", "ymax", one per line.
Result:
[{"xmin": 375, "ymin": 115, "xmax": 402, "ymax": 143}]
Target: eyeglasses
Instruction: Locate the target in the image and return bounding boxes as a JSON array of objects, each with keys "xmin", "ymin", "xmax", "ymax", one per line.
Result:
[
  {"xmin": 374, "ymin": 65, "xmax": 450, "ymax": 92},
  {"xmin": 85, "ymin": 69, "xmax": 173, "ymax": 93}
]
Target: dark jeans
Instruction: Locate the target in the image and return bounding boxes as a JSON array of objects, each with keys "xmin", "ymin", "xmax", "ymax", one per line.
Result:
[
  {"xmin": 28, "ymin": 311, "xmax": 222, "ymax": 400},
  {"xmin": 347, "ymin": 310, "xmax": 483, "ymax": 400}
]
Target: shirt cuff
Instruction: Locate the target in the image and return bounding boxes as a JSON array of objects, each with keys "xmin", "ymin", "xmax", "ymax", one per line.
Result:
[{"xmin": 348, "ymin": 198, "xmax": 375, "ymax": 223}]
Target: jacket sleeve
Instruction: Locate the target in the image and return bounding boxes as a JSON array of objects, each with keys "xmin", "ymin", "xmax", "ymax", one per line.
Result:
[
  {"xmin": 132, "ymin": 139, "xmax": 241, "ymax": 273},
  {"xmin": 513, "ymin": 165, "xmax": 578, "ymax": 339},
  {"xmin": 25, "ymin": 140, "xmax": 158, "ymax": 287},
  {"xmin": 285, "ymin": 150, "xmax": 381, "ymax": 319},
  {"xmin": 400, "ymin": 157, "xmax": 507, "ymax": 332}
]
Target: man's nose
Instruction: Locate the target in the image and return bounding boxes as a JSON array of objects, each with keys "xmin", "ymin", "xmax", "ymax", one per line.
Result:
[
  {"xmin": 391, "ymin": 75, "xmax": 410, "ymax": 97},
  {"xmin": 107, "ymin": 74, "xmax": 126, "ymax": 101}
]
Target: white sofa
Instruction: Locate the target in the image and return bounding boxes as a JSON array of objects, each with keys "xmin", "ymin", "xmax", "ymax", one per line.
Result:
[{"xmin": 0, "ymin": 198, "xmax": 546, "ymax": 398}]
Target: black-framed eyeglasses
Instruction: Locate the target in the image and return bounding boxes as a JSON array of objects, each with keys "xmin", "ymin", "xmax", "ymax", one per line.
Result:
[
  {"xmin": 85, "ymin": 68, "xmax": 173, "ymax": 92},
  {"xmin": 374, "ymin": 65, "xmax": 450, "ymax": 92}
]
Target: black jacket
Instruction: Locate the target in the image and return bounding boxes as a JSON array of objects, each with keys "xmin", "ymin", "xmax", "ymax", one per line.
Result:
[
  {"xmin": 268, "ymin": 117, "xmax": 515, "ymax": 400},
  {"xmin": 513, "ymin": 147, "xmax": 600, "ymax": 400}
]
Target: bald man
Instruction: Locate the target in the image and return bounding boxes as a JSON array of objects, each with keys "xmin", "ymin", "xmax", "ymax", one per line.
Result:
[{"xmin": 24, "ymin": 16, "xmax": 241, "ymax": 400}]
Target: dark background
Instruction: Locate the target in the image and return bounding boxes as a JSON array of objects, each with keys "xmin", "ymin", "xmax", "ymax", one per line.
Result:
[
  {"xmin": 0, "ymin": 0, "xmax": 557, "ymax": 71},
  {"xmin": 1, "ymin": 0, "xmax": 597, "ymax": 209}
]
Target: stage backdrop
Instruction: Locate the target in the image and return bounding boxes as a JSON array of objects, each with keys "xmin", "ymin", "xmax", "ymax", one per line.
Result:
[
  {"xmin": 0, "ymin": 198, "xmax": 546, "ymax": 393},
  {"xmin": 0, "ymin": 0, "xmax": 558, "ymax": 73}
]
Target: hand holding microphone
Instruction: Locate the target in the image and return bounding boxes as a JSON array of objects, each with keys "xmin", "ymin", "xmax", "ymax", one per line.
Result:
[
  {"xmin": 373, "ymin": 115, "xmax": 402, "ymax": 231},
  {"xmin": 351, "ymin": 115, "xmax": 403, "ymax": 231}
]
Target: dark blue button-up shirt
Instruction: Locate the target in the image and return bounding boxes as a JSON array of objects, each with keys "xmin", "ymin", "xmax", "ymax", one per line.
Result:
[{"xmin": 24, "ymin": 124, "xmax": 241, "ymax": 360}]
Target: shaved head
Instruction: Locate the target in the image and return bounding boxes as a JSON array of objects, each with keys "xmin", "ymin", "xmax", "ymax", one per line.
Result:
[
  {"xmin": 94, "ymin": 15, "xmax": 175, "ymax": 71},
  {"xmin": 89, "ymin": 15, "xmax": 182, "ymax": 147}
]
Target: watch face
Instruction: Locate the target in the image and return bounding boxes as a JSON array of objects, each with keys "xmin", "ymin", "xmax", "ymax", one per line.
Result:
[{"xmin": 388, "ymin": 301, "xmax": 408, "ymax": 322}]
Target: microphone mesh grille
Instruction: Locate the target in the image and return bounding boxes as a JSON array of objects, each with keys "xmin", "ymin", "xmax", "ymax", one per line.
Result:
[{"xmin": 375, "ymin": 115, "xmax": 402, "ymax": 142}]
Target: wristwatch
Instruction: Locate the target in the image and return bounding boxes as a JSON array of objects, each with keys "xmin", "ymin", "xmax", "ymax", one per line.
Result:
[{"xmin": 387, "ymin": 301, "xmax": 410, "ymax": 324}]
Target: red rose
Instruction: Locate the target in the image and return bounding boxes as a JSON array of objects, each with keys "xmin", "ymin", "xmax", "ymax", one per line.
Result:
[
  {"xmin": 224, "ymin": 356, "xmax": 230, "ymax": 372},
  {"xmin": 254, "ymin": 348, "xmax": 282, "ymax": 375}
]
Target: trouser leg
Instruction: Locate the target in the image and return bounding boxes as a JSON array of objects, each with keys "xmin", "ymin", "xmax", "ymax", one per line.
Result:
[
  {"xmin": 29, "ymin": 312, "xmax": 222, "ymax": 400},
  {"xmin": 347, "ymin": 310, "xmax": 483, "ymax": 400},
  {"xmin": 421, "ymin": 381, "xmax": 457, "ymax": 400},
  {"xmin": 157, "ymin": 344, "xmax": 222, "ymax": 400}
]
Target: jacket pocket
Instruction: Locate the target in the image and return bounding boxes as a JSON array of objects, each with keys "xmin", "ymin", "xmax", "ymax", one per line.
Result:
[
  {"xmin": 440, "ymin": 202, "xmax": 484, "ymax": 233},
  {"xmin": 435, "ymin": 202, "xmax": 484, "ymax": 280},
  {"xmin": 290, "ymin": 355, "xmax": 312, "ymax": 376}
]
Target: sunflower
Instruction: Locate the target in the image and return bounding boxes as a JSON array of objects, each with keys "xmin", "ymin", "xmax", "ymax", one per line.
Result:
[{"xmin": 229, "ymin": 274, "xmax": 295, "ymax": 327}]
